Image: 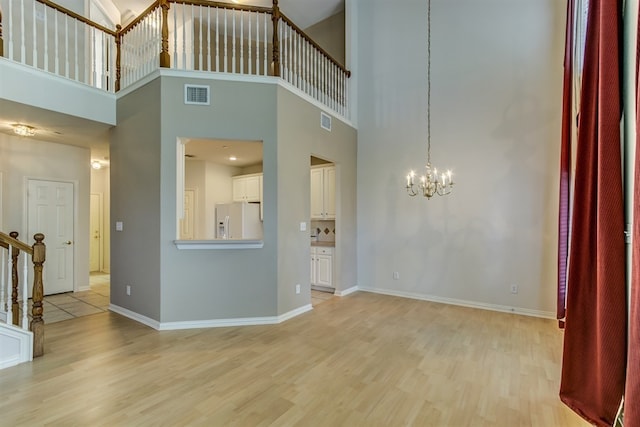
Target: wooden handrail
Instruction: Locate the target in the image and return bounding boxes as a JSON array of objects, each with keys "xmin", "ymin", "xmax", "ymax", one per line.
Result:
[
  {"xmin": 121, "ymin": 1, "xmax": 160, "ymax": 35},
  {"xmin": 280, "ymin": 13, "xmax": 350, "ymax": 76},
  {"xmin": 169, "ymin": 0, "xmax": 272, "ymax": 16},
  {"xmin": 36, "ymin": 0, "xmax": 116, "ymax": 36},
  {"xmin": 0, "ymin": 231, "xmax": 33, "ymax": 255}
]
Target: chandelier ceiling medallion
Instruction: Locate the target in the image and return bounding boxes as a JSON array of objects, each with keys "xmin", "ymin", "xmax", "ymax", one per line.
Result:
[{"xmin": 405, "ymin": 0, "xmax": 454, "ymax": 199}]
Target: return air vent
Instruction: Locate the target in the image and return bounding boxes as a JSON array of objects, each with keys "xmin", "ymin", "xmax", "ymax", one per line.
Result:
[
  {"xmin": 184, "ymin": 84, "xmax": 210, "ymax": 105},
  {"xmin": 320, "ymin": 112, "xmax": 332, "ymax": 131}
]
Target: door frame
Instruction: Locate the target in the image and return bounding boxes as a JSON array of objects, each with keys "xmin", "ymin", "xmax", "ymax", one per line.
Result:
[
  {"xmin": 90, "ymin": 192, "xmax": 104, "ymax": 272},
  {"xmin": 24, "ymin": 177, "xmax": 79, "ymax": 292}
]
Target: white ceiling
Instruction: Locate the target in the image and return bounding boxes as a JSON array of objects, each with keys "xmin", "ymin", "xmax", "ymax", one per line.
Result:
[
  {"xmin": 110, "ymin": 0, "xmax": 344, "ymax": 30},
  {"xmin": 184, "ymin": 138, "xmax": 263, "ymax": 167}
]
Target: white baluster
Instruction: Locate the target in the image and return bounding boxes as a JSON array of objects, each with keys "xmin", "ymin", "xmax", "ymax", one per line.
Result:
[
  {"xmin": 32, "ymin": 0, "xmax": 37, "ymax": 67},
  {"xmin": 215, "ymin": 7, "xmax": 220, "ymax": 71},
  {"xmin": 182, "ymin": 4, "xmax": 187, "ymax": 69},
  {"xmin": 256, "ymin": 13, "xmax": 260, "ymax": 75},
  {"xmin": 8, "ymin": 0, "xmax": 14, "ymax": 59},
  {"xmin": 21, "ymin": 252, "xmax": 28, "ymax": 330},
  {"xmin": 263, "ymin": 13, "xmax": 267, "ymax": 76},
  {"xmin": 278, "ymin": 17, "xmax": 282, "ymax": 77},
  {"xmin": 91, "ymin": 28, "xmax": 97, "ymax": 86},
  {"xmin": 74, "ymin": 19, "xmax": 79, "ymax": 83},
  {"xmin": 248, "ymin": 11, "xmax": 252, "ymax": 74},
  {"xmin": 65, "ymin": 15, "xmax": 70, "ymax": 77},
  {"xmin": 240, "ymin": 11, "xmax": 244, "ymax": 74},
  {"xmin": 190, "ymin": 4, "xmax": 195, "ymax": 70},
  {"xmin": 207, "ymin": 7, "xmax": 211, "ymax": 71},
  {"xmin": 43, "ymin": 4, "xmax": 49, "ymax": 71},
  {"xmin": 54, "ymin": 12, "xmax": 60, "ymax": 74},
  {"xmin": 6, "ymin": 245, "xmax": 12, "ymax": 323},
  {"xmin": 223, "ymin": 8, "xmax": 228, "ymax": 73},
  {"xmin": 232, "ymin": 9, "xmax": 236, "ymax": 73},
  {"xmin": 20, "ymin": 0, "xmax": 25, "ymax": 63},
  {"xmin": 1, "ymin": 248, "xmax": 5, "ymax": 313}
]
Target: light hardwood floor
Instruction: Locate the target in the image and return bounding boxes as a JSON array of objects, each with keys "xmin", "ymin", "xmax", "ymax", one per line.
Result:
[{"xmin": 1, "ymin": 292, "xmax": 588, "ymax": 426}]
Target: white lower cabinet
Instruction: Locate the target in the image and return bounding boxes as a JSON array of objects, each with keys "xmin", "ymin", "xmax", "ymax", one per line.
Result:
[{"xmin": 310, "ymin": 246, "xmax": 333, "ymax": 288}]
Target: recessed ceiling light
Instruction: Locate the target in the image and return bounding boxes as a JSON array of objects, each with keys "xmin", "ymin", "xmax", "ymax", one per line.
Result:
[
  {"xmin": 13, "ymin": 124, "xmax": 36, "ymax": 137},
  {"xmin": 229, "ymin": 156, "xmax": 237, "ymax": 161}
]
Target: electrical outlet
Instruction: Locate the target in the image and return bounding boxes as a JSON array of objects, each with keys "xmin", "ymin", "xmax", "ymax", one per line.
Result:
[
  {"xmin": 126, "ymin": 285, "xmax": 131, "ymax": 296},
  {"xmin": 510, "ymin": 284, "xmax": 518, "ymax": 294},
  {"xmin": 393, "ymin": 272, "xmax": 400, "ymax": 280},
  {"xmin": 295, "ymin": 284, "xmax": 301, "ymax": 294}
]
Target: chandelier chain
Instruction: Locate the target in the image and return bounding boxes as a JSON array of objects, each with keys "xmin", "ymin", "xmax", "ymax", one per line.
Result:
[{"xmin": 427, "ymin": 0, "xmax": 431, "ymax": 166}]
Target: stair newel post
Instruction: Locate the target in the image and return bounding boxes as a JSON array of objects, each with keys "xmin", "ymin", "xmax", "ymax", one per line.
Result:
[
  {"xmin": 160, "ymin": 0, "xmax": 170, "ymax": 68},
  {"xmin": 0, "ymin": 5, "xmax": 4, "ymax": 58},
  {"xmin": 10, "ymin": 231, "xmax": 19, "ymax": 326},
  {"xmin": 271, "ymin": 0, "xmax": 280, "ymax": 77},
  {"xmin": 31, "ymin": 233, "xmax": 45, "ymax": 358},
  {"xmin": 115, "ymin": 24, "xmax": 122, "ymax": 92}
]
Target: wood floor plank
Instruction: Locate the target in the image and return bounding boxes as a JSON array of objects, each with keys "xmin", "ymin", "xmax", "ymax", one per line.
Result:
[{"xmin": 0, "ymin": 292, "xmax": 589, "ymax": 426}]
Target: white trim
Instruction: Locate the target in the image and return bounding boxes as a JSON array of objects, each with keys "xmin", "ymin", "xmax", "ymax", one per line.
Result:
[
  {"xmin": 357, "ymin": 287, "xmax": 556, "ymax": 319},
  {"xmin": 117, "ymin": 69, "xmax": 355, "ymax": 128},
  {"xmin": 335, "ymin": 286, "xmax": 358, "ymax": 297},
  {"xmin": 174, "ymin": 240, "xmax": 264, "ymax": 250},
  {"xmin": 109, "ymin": 304, "xmax": 161, "ymax": 330},
  {"xmin": 111, "ymin": 303, "xmax": 313, "ymax": 331},
  {"xmin": 0, "ymin": 323, "xmax": 33, "ymax": 370}
]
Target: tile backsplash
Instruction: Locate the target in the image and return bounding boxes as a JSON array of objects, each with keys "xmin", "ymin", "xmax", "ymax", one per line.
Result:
[{"xmin": 311, "ymin": 220, "xmax": 335, "ymax": 242}]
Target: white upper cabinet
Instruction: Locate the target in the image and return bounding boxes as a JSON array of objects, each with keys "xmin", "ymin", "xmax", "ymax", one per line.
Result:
[
  {"xmin": 310, "ymin": 165, "xmax": 335, "ymax": 220},
  {"xmin": 232, "ymin": 174, "xmax": 262, "ymax": 203}
]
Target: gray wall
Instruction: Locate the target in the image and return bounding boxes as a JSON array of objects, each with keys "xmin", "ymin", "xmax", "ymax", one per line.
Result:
[
  {"xmin": 304, "ymin": 11, "xmax": 346, "ymax": 66},
  {"xmin": 110, "ymin": 79, "xmax": 162, "ymax": 320},
  {"xmin": 0, "ymin": 133, "xmax": 91, "ymax": 291},
  {"xmin": 356, "ymin": 0, "xmax": 565, "ymax": 315},
  {"xmin": 276, "ymin": 87, "xmax": 357, "ymax": 313},
  {"xmin": 159, "ymin": 77, "xmax": 278, "ymax": 322}
]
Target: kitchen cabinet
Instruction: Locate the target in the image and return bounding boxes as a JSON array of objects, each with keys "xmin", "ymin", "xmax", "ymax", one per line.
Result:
[
  {"xmin": 232, "ymin": 174, "xmax": 262, "ymax": 202},
  {"xmin": 310, "ymin": 165, "xmax": 335, "ymax": 220},
  {"xmin": 310, "ymin": 246, "xmax": 333, "ymax": 288}
]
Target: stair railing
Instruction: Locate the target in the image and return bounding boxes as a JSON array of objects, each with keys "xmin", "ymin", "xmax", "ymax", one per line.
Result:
[{"xmin": 0, "ymin": 231, "xmax": 46, "ymax": 357}]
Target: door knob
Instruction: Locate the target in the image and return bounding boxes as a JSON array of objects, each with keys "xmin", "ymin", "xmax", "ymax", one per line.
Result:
[{"xmin": 64, "ymin": 241, "xmax": 73, "ymax": 245}]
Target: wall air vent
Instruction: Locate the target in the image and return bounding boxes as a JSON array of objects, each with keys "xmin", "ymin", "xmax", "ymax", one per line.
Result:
[
  {"xmin": 184, "ymin": 84, "xmax": 210, "ymax": 105},
  {"xmin": 320, "ymin": 112, "xmax": 332, "ymax": 131}
]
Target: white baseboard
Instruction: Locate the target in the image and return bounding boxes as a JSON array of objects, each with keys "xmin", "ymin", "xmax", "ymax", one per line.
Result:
[
  {"xmin": 335, "ymin": 286, "xmax": 358, "ymax": 297},
  {"xmin": 110, "ymin": 303, "xmax": 314, "ymax": 331},
  {"xmin": 357, "ymin": 287, "xmax": 555, "ymax": 319},
  {"xmin": 109, "ymin": 304, "xmax": 161, "ymax": 330}
]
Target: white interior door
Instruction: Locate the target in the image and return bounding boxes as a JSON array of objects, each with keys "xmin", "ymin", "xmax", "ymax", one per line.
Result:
[
  {"xmin": 180, "ymin": 189, "xmax": 195, "ymax": 240},
  {"xmin": 89, "ymin": 193, "xmax": 102, "ymax": 272},
  {"xmin": 28, "ymin": 180, "xmax": 74, "ymax": 295}
]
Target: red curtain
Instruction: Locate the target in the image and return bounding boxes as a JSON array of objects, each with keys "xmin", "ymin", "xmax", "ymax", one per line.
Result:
[
  {"xmin": 557, "ymin": 0, "xmax": 575, "ymax": 328},
  {"xmin": 559, "ymin": 0, "xmax": 627, "ymax": 425},
  {"xmin": 624, "ymin": 7, "xmax": 640, "ymax": 426}
]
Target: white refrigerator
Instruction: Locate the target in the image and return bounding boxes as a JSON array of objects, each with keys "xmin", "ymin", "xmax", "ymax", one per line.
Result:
[{"xmin": 215, "ymin": 202, "xmax": 263, "ymax": 239}]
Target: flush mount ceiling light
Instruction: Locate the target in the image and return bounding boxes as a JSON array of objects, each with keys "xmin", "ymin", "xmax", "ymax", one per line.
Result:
[
  {"xmin": 13, "ymin": 124, "xmax": 36, "ymax": 137},
  {"xmin": 405, "ymin": 0, "xmax": 455, "ymax": 199},
  {"xmin": 91, "ymin": 160, "xmax": 102, "ymax": 170},
  {"xmin": 229, "ymin": 156, "xmax": 237, "ymax": 161}
]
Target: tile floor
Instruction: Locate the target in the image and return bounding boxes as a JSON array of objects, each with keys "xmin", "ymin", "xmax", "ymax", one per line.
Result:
[
  {"xmin": 22, "ymin": 276, "xmax": 334, "ymax": 324},
  {"xmin": 23, "ymin": 273, "xmax": 111, "ymax": 324}
]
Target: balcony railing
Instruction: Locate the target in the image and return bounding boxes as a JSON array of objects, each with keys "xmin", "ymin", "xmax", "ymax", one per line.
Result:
[{"xmin": 0, "ymin": 0, "xmax": 351, "ymax": 119}]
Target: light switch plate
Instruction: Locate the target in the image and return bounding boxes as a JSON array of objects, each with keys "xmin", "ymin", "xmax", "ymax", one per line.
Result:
[
  {"xmin": 300, "ymin": 222, "xmax": 307, "ymax": 231},
  {"xmin": 116, "ymin": 221, "xmax": 123, "ymax": 231}
]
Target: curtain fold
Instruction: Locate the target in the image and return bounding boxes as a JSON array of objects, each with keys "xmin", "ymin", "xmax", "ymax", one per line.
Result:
[
  {"xmin": 559, "ymin": 0, "xmax": 627, "ymax": 425},
  {"xmin": 557, "ymin": 0, "xmax": 575, "ymax": 328},
  {"xmin": 623, "ymin": 7, "xmax": 640, "ymax": 426}
]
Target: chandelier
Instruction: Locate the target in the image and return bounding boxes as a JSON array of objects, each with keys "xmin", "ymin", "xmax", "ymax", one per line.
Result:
[{"xmin": 405, "ymin": 0, "xmax": 454, "ymax": 199}]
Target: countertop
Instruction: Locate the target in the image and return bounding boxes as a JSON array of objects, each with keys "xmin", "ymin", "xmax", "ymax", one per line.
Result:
[{"xmin": 311, "ymin": 241, "xmax": 335, "ymax": 247}]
